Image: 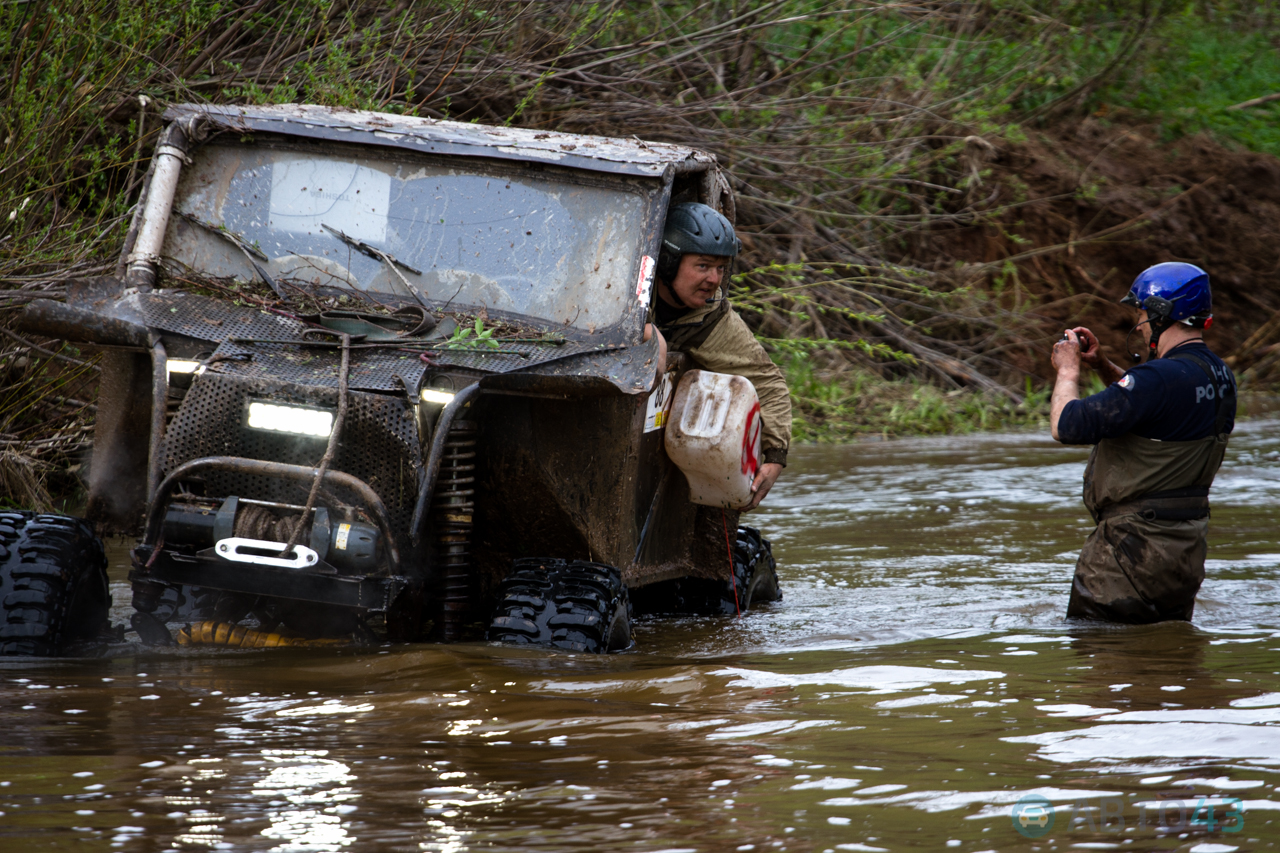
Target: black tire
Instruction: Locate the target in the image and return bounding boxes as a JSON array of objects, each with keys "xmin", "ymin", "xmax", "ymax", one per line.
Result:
[
  {"xmin": 631, "ymin": 525, "xmax": 781, "ymax": 616},
  {"xmin": 0, "ymin": 511, "xmax": 110, "ymax": 656},
  {"xmin": 488, "ymin": 559, "xmax": 632, "ymax": 653},
  {"xmin": 727, "ymin": 525, "xmax": 782, "ymax": 612}
]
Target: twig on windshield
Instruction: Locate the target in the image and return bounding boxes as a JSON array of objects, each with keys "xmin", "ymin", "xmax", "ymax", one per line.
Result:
[
  {"xmin": 321, "ymin": 223, "xmax": 421, "ymax": 274},
  {"xmin": 439, "ymin": 280, "xmax": 466, "ymax": 312},
  {"xmin": 180, "ymin": 213, "xmax": 287, "ymax": 300},
  {"xmin": 321, "ymin": 222, "xmax": 427, "ymax": 307}
]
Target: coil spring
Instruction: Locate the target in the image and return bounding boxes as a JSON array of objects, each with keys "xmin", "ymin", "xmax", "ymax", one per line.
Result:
[
  {"xmin": 435, "ymin": 419, "xmax": 477, "ymax": 640},
  {"xmin": 176, "ymin": 621, "xmax": 345, "ymax": 648}
]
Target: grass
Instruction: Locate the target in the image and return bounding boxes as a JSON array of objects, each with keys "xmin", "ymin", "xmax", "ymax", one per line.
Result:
[
  {"xmin": 779, "ymin": 352, "xmax": 1051, "ymax": 442},
  {"xmin": 1094, "ymin": 4, "xmax": 1280, "ymax": 155}
]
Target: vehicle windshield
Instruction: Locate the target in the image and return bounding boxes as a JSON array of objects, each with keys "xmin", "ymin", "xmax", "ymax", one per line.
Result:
[{"xmin": 164, "ymin": 141, "xmax": 654, "ymax": 332}]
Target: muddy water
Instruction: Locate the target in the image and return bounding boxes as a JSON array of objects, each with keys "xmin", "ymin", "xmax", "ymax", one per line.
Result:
[{"xmin": 5, "ymin": 423, "xmax": 1280, "ymax": 852}]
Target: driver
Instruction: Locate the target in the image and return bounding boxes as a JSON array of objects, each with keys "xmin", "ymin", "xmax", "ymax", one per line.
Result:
[{"xmin": 648, "ymin": 202, "xmax": 792, "ymax": 510}]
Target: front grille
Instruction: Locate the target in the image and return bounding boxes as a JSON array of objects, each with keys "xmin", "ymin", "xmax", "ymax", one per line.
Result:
[
  {"xmin": 130, "ymin": 291, "xmax": 622, "ymax": 392},
  {"xmin": 207, "ymin": 337, "xmax": 621, "ymax": 392},
  {"xmin": 163, "ymin": 373, "xmax": 422, "ymax": 547}
]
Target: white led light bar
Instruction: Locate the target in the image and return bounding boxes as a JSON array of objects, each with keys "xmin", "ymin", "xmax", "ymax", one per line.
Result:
[
  {"xmin": 166, "ymin": 359, "xmax": 204, "ymax": 375},
  {"xmin": 247, "ymin": 401, "xmax": 334, "ymax": 437},
  {"xmin": 421, "ymin": 389, "xmax": 456, "ymax": 405}
]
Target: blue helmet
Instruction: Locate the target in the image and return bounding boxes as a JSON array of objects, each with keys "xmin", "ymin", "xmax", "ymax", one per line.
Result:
[
  {"xmin": 1121, "ymin": 262, "xmax": 1213, "ymax": 361},
  {"xmin": 1121, "ymin": 262, "xmax": 1212, "ymax": 325}
]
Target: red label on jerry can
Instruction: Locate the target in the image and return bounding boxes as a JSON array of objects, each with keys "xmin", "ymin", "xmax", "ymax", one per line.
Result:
[{"xmin": 740, "ymin": 401, "xmax": 762, "ymax": 477}]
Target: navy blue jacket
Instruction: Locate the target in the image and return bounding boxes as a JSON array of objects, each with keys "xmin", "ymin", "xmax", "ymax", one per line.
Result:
[{"xmin": 1058, "ymin": 341, "xmax": 1236, "ymax": 445}]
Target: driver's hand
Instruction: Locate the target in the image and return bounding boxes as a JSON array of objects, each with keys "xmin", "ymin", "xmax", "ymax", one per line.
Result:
[
  {"xmin": 644, "ymin": 323, "xmax": 667, "ymax": 378},
  {"xmin": 740, "ymin": 462, "xmax": 783, "ymax": 511},
  {"xmin": 1070, "ymin": 326, "xmax": 1101, "ymax": 367}
]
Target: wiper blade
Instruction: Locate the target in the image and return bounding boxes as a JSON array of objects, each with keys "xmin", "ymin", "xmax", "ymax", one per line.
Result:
[
  {"xmin": 321, "ymin": 223, "xmax": 422, "ymax": 275},
  {"xmin": 181, "ymin": 213, "xmax": 285, "ymax": 300},
  {"xmin": 181, "ymin": 213, "xmax": 268, "ymax": 261}
]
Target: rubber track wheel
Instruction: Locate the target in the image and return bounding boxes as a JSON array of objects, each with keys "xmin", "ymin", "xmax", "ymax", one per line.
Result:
[
  {"xmin": 488, "ymin": 559, "xmax": 632, "ymax": 653},
  {"xmin": 0, "ymin": 511, "xmax": 110, "ymax": 656}
]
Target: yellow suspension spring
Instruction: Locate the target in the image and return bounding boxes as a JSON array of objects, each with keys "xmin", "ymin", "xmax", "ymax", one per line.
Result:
[{"xmin": 175, "ymin": 621, "xmax": 346, "ymax": 648}]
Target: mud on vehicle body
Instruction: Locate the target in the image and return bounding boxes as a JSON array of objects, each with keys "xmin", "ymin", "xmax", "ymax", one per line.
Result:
[{"xmin": 13, "ymin": 104, "xmax": 780, "ymax": 654}]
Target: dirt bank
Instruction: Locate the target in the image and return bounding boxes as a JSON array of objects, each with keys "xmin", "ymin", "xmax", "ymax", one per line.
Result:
[{"xmin": 934, "ymin": 117, "xmax": 1280, "ymax": 383}]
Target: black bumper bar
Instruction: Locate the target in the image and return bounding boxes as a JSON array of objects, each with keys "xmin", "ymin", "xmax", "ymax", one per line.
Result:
[{"xmin": 130, "ymin": 547, "xmax": 410, "ymax": 612}]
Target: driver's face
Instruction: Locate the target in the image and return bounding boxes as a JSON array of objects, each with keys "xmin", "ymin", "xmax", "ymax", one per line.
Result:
[
  {"xmin": 668, "ymin": 254, "xmax": 730, "ymax": 308},
  {"xmin": 1138, "ymin": 309, "xmax": 1151, "ymax": 346}
]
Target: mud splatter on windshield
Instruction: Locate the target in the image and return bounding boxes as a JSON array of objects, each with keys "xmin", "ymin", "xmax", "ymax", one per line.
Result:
[{"xmin": 166, "ymin": 142, "xmax": 655, "ymax": 331}]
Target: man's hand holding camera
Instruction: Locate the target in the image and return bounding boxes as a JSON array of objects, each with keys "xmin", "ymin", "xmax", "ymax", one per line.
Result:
[{"xmin": 1053, "ymin": 326, "xmax": 1126, "ymax": 386}]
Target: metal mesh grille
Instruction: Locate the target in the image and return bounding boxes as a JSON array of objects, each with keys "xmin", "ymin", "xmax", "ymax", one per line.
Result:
[
  {"xmin": 133, "ymin": 289, "xmax": 622, "ymax": 391},
  {"xmin": 208, "ymin": 340, "xmax": 429, "ymax": 393},
  {"xmin": 163, "ymin": 373, "xmax": 423, "ymax": 543},
  {"xmin": 206, "ymin": 338, "xmax": 620, "ymax": 391},
  {"xmin": 134, "ymin": 291, "xmax": 307, "ymax": 342}
]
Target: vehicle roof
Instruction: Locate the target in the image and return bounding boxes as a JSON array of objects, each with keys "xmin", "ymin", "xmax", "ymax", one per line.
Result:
[{"xmin": 165, "ymin": 103, "xmax": 716, "ymax": 179}]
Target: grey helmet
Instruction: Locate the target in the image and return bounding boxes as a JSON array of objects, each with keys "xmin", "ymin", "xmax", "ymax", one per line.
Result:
[{"xmin": 657, "ymin": 202, "xmax": 741, "ymax": 283}]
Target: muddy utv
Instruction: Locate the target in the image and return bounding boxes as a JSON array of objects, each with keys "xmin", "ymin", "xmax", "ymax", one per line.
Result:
[{"xmin": 8, "ymin": 103, "xmax": 780, "ymax": 654}]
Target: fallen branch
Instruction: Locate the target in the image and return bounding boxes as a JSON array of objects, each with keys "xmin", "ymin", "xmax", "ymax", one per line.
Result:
[
  {"xmin": 0, "ymin": 326, "xmax": 101, "ymax": 371},
  {"xmin": 1226, "ymin": 92, "xmax": 1280, "ymax": 111}
]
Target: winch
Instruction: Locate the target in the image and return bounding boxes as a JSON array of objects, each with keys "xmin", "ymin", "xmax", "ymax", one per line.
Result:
[{"xmin": 161, "ymin": 496, "xmax": 379, "ymax": 573}]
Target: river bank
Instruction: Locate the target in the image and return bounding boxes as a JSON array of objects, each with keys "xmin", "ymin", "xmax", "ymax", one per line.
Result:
[
  {"xmin": 5, "ymin": 2, "xmax": 1280, "ymax": 507},
  {"xmin": 783, "ymin": 357, "xmax": 1280, "ymax": 443}
]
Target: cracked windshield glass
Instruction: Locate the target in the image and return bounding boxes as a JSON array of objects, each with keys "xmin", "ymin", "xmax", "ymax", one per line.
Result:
[{"xmin": 165, "ymin": 143, "xmax": 650, "ymax": 331}]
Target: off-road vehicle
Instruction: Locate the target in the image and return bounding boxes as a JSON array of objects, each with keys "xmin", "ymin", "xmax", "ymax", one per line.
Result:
[{"xmin": 5, "ymin": 103, "xmax": 780, "ymax": 655}]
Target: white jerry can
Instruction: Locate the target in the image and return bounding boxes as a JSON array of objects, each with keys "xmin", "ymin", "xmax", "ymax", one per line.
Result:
[{"xmin": 664, "ymin": 369, "xmax": 763, "ymax": 509}]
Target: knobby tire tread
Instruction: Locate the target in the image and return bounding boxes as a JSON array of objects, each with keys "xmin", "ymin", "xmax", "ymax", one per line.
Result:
[
  {"xmin": 0, "ymin": 511, "xmax": 110, "ymax": 656},
  {"xmin": 629, "ymin": 525, "xmax": 781, "ymax": 616},
  {"xmin": 488, "ymin": 558, "xmax": 632, "ymax": 653}
]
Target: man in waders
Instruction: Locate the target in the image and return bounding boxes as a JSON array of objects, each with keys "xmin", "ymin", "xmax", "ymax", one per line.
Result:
[
  {"xmin": 646, "ymin": 202, "xmax": 792, "ymax": 510},
  {"xmin": 1050, "ymin": 262, "xmax": 1236, "ymax": 622}
]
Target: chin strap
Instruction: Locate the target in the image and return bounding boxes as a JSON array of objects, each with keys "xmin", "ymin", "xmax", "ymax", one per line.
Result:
[
  {"xmin": 1127, "ymin": 318, "xmax": 1208, "ymax": 363},
  {"xmin": 658, "ymin": 278, "xmax": 690, "ymax": 311},
  {"xmin": 1146, "ymin": 318, "xmax": 1173, "ymax": 363},
  {"xmin": 1127, "ymin": 293, "xmax": 1194, "ymax": 362},
  {"xmin": 1125, "ymin": 319, "xmax": 1152, "ymax": 363}
]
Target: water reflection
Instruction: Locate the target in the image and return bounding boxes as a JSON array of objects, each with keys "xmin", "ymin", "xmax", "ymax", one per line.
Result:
[{"xmin": 255, "ymin": 750, "xmax": 356, "ymax": 851}]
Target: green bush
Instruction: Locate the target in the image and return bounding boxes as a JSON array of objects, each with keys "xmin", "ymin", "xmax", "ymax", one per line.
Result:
[
  {"xmin": 1099, "ymin": 4, "xmax": 1280, "ymax": 154},
  {"xmin": 780, "ymin": 353, "xmax": 1050, "ymax": 441}
]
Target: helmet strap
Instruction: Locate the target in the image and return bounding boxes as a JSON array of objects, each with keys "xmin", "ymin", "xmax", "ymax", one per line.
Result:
[
  {"xmin": 1146, "ymin": 327, "xmax": 1162, "ymax": 362},
  {"xmin": 1146, "ymin": 317, "xmax": 1175, "ymax": 362},
  {"xmin": 1125, "ymin": 319, "xmax": 1151, "ymax": 363},
  {"xmin": 657, "ymin": 277, "xmax": 696, "ymax": 311}
]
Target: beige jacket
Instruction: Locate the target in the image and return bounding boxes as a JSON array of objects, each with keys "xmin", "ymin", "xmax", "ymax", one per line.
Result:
[{"xmin": 657, "ymin": 295, "xmax": 792, "ymax": 465}]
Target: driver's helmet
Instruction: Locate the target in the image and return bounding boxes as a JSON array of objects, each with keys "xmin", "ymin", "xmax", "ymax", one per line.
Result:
[
  {"xmin": 657, "ymin": 202, "xmax": 740, "ymax": 282},
  {"xmin": 1121, "ymin": 262, "xmax": 1212, "ymax": 327}
]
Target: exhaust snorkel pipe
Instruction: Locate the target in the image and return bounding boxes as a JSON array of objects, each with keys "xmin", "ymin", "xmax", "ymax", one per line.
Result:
[{"xmin": 125, "ymin": 115, "xmax": 206, "ymax": 291}]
